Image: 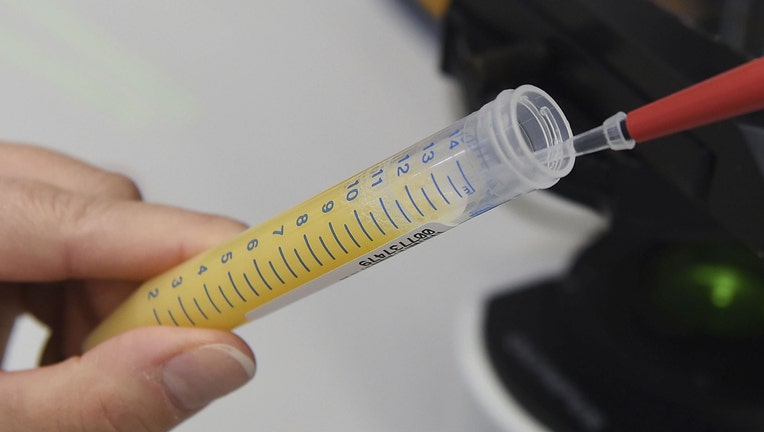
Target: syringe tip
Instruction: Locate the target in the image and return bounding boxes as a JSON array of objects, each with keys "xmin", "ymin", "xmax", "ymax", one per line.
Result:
[
  {"xmin": 532, "ymin": 112, "xmax": 636, "ymax": 165},
  {"xmin": 569, "ymin": 112, "xmax": 635, "ymax": 157}
]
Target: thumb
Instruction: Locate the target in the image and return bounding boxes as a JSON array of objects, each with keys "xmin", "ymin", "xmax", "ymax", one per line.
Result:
[{"xmin": 0, "ymin": 327, "xmax": 255, "ymax": 432}]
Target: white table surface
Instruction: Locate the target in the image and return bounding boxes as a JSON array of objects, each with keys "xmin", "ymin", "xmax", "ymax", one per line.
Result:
[{"xmin": 0, "ymin": 2, "xmax": 605, "ymax": 431}]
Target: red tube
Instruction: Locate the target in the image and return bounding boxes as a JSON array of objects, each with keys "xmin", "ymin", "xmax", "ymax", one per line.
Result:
[{"xmin": 626, "ymin": 57, "xmax": 764, "ymax": 143}]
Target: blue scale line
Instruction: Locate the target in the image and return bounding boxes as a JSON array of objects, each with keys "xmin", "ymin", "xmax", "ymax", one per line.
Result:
[
  {"xmin": 421, "ymin": 187, "xmax": 437, "ymax": 211},
  {"xmin": 447, "ymin": 175, "xmax": 463, "ymax": 198},
  {"xmin": 193, "ymin": 297, "xmax": 209, "ymax": 320},
  {"xmin": 405, "ymin": 185, "xmax": 424, "ymax": 217},
  {"xmin": 178, "ymin": 296, "xmax": 195, "ymax": 326},
  {"xmin": 279, "ymin": 247, "xmax": 298, "ymax": 278},
  {"xmin": 370, "ymin": 212, "xmax": 385, "ymax": 235},
  {"xmin": 243, "ymin": 273, "xmax": 259, "ymax": 296},
  {"xmin": 218, "ymin": 285, "xmax": 234, "ymax": 308},
  {"xmin": 253, "ymin": 259, "xmax": 273, "ymax": 290},
  {"xmin": 304, "ymin": 234, "xmax": 323, "ymax": 266},
  {"xmin": 380, "ymin": 197, "xmax": 398, "ymax": 229},
  {"xmin": 456, "ymin": 161, "xmax": 476, "ymax": 194},
  {"xmin": 228, "ymin": 272, "xmax": 247, "ymax": 302},
  {"xmin": 395, "ymin": 200, "xmax": 412, "ymax": 223},
  {"xmin": 204, "ymin": 284, "xmax": 221, "ymax": 313},
  {"xmin": 153, "ymin": 308, "xmax": 161, "ymax": 325},
  {"xmin": 329, "ymin": 222, "xmax": 348, "ymax": 254},
  {"xmin": 431, "ymin": 173, "xmax": 450, "ymax": 204},
  {"xmin": 344, "ymin": 224, "xmax": 361, "ymax": 248},
  {"xmin": 269, "ymin": 261, "xmax": 286, "ymax": 284},
  {"xmin": 354, "ymin": 210, "xmax": 373, "ymax": 241},
  {"xmin": 319, "ymin": 236, "xmax": 336, "ymax": 260},
  {"xmin": 294, "ymin": 248, "xmax": 310, "ymax": 272},
  {"xmin": 168, "ymin": 310, "xmax": 179, "ymax": 326}
]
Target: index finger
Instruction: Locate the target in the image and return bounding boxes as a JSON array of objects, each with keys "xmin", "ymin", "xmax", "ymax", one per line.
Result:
[
  {"xmin": 0, "ymin": 142, "xmax": 142, "ymax": 201},
  {"xmin": 0, "ymin": 178, "xmax": 246, "ymax": 281}
]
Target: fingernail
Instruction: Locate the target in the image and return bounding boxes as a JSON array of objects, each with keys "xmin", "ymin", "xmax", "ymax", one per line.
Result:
[{"xmin": 162, "ymin": 343, "xmax": 255, "ymax": 411}]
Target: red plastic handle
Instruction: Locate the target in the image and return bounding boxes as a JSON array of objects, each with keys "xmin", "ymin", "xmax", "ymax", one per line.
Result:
[{"xmin": 626, "ymin": 57, "xmax": 764, "ymax": 143}]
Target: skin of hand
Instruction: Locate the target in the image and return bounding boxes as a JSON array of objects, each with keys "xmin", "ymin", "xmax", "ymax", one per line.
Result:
[{"xmin": 0, "ymin": 142, "xmax": 256, "ymax": 431}]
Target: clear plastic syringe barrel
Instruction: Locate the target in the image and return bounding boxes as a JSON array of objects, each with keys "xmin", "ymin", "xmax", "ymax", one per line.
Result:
[
  {"xmin": 84, "ymin": 85, "xmax": 573, "ymax": 349},
  {"xmin": 424, "ymin": 84, "xmax": 574, "ymax": 222}
]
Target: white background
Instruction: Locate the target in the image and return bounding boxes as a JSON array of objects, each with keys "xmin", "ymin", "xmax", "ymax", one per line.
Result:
[{"xmin": 0, "ymin": 2, "xmax": 604, "ymax": 431}]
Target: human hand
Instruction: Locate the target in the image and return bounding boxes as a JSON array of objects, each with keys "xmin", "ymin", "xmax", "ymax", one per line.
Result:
[{"xmin": 0, "ymin": 142, "xmax": 255, "ymax": 431}]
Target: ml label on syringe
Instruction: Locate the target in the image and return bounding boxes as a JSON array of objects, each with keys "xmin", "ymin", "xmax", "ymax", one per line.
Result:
[
  {"xmin": 357, "ymin": 223, "xmax": 447, "ymax": 267},
  {"xmin": 245, "ymin": 223, "xmax": 450, "ymax": 320}
]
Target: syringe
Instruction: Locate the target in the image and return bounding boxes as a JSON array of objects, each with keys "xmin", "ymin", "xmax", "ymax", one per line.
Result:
[
  {"xmin": 84, "ymin": 85, "xmax": 583, "ymax": 349},
  {"xmin": 85, "ymin": 57, "xmax": 764, "ymax": 349}
]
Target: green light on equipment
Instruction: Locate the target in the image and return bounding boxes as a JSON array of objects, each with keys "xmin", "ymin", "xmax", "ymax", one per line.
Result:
[
  {"xmin": 691, "ymin": 265, "xmax": 742, "ymax": 308},
  {"xmin": 645, "ymin": 242, "xmax": 764, "ymax": 339}
]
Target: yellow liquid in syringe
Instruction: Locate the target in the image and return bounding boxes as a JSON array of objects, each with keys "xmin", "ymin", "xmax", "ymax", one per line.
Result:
[
  {"xmin": 85, "ymin": 85, "xmax": 576, "ymax": 349},
  {"xmin": 85, "ymin": 128, "xmax": 473, "ymax": 349}
]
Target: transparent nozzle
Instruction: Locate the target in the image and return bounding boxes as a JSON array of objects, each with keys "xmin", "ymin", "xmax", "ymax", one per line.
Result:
[{"xmin": 533, "ymin": 112, "xmax": 636, "ymax": 162}]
